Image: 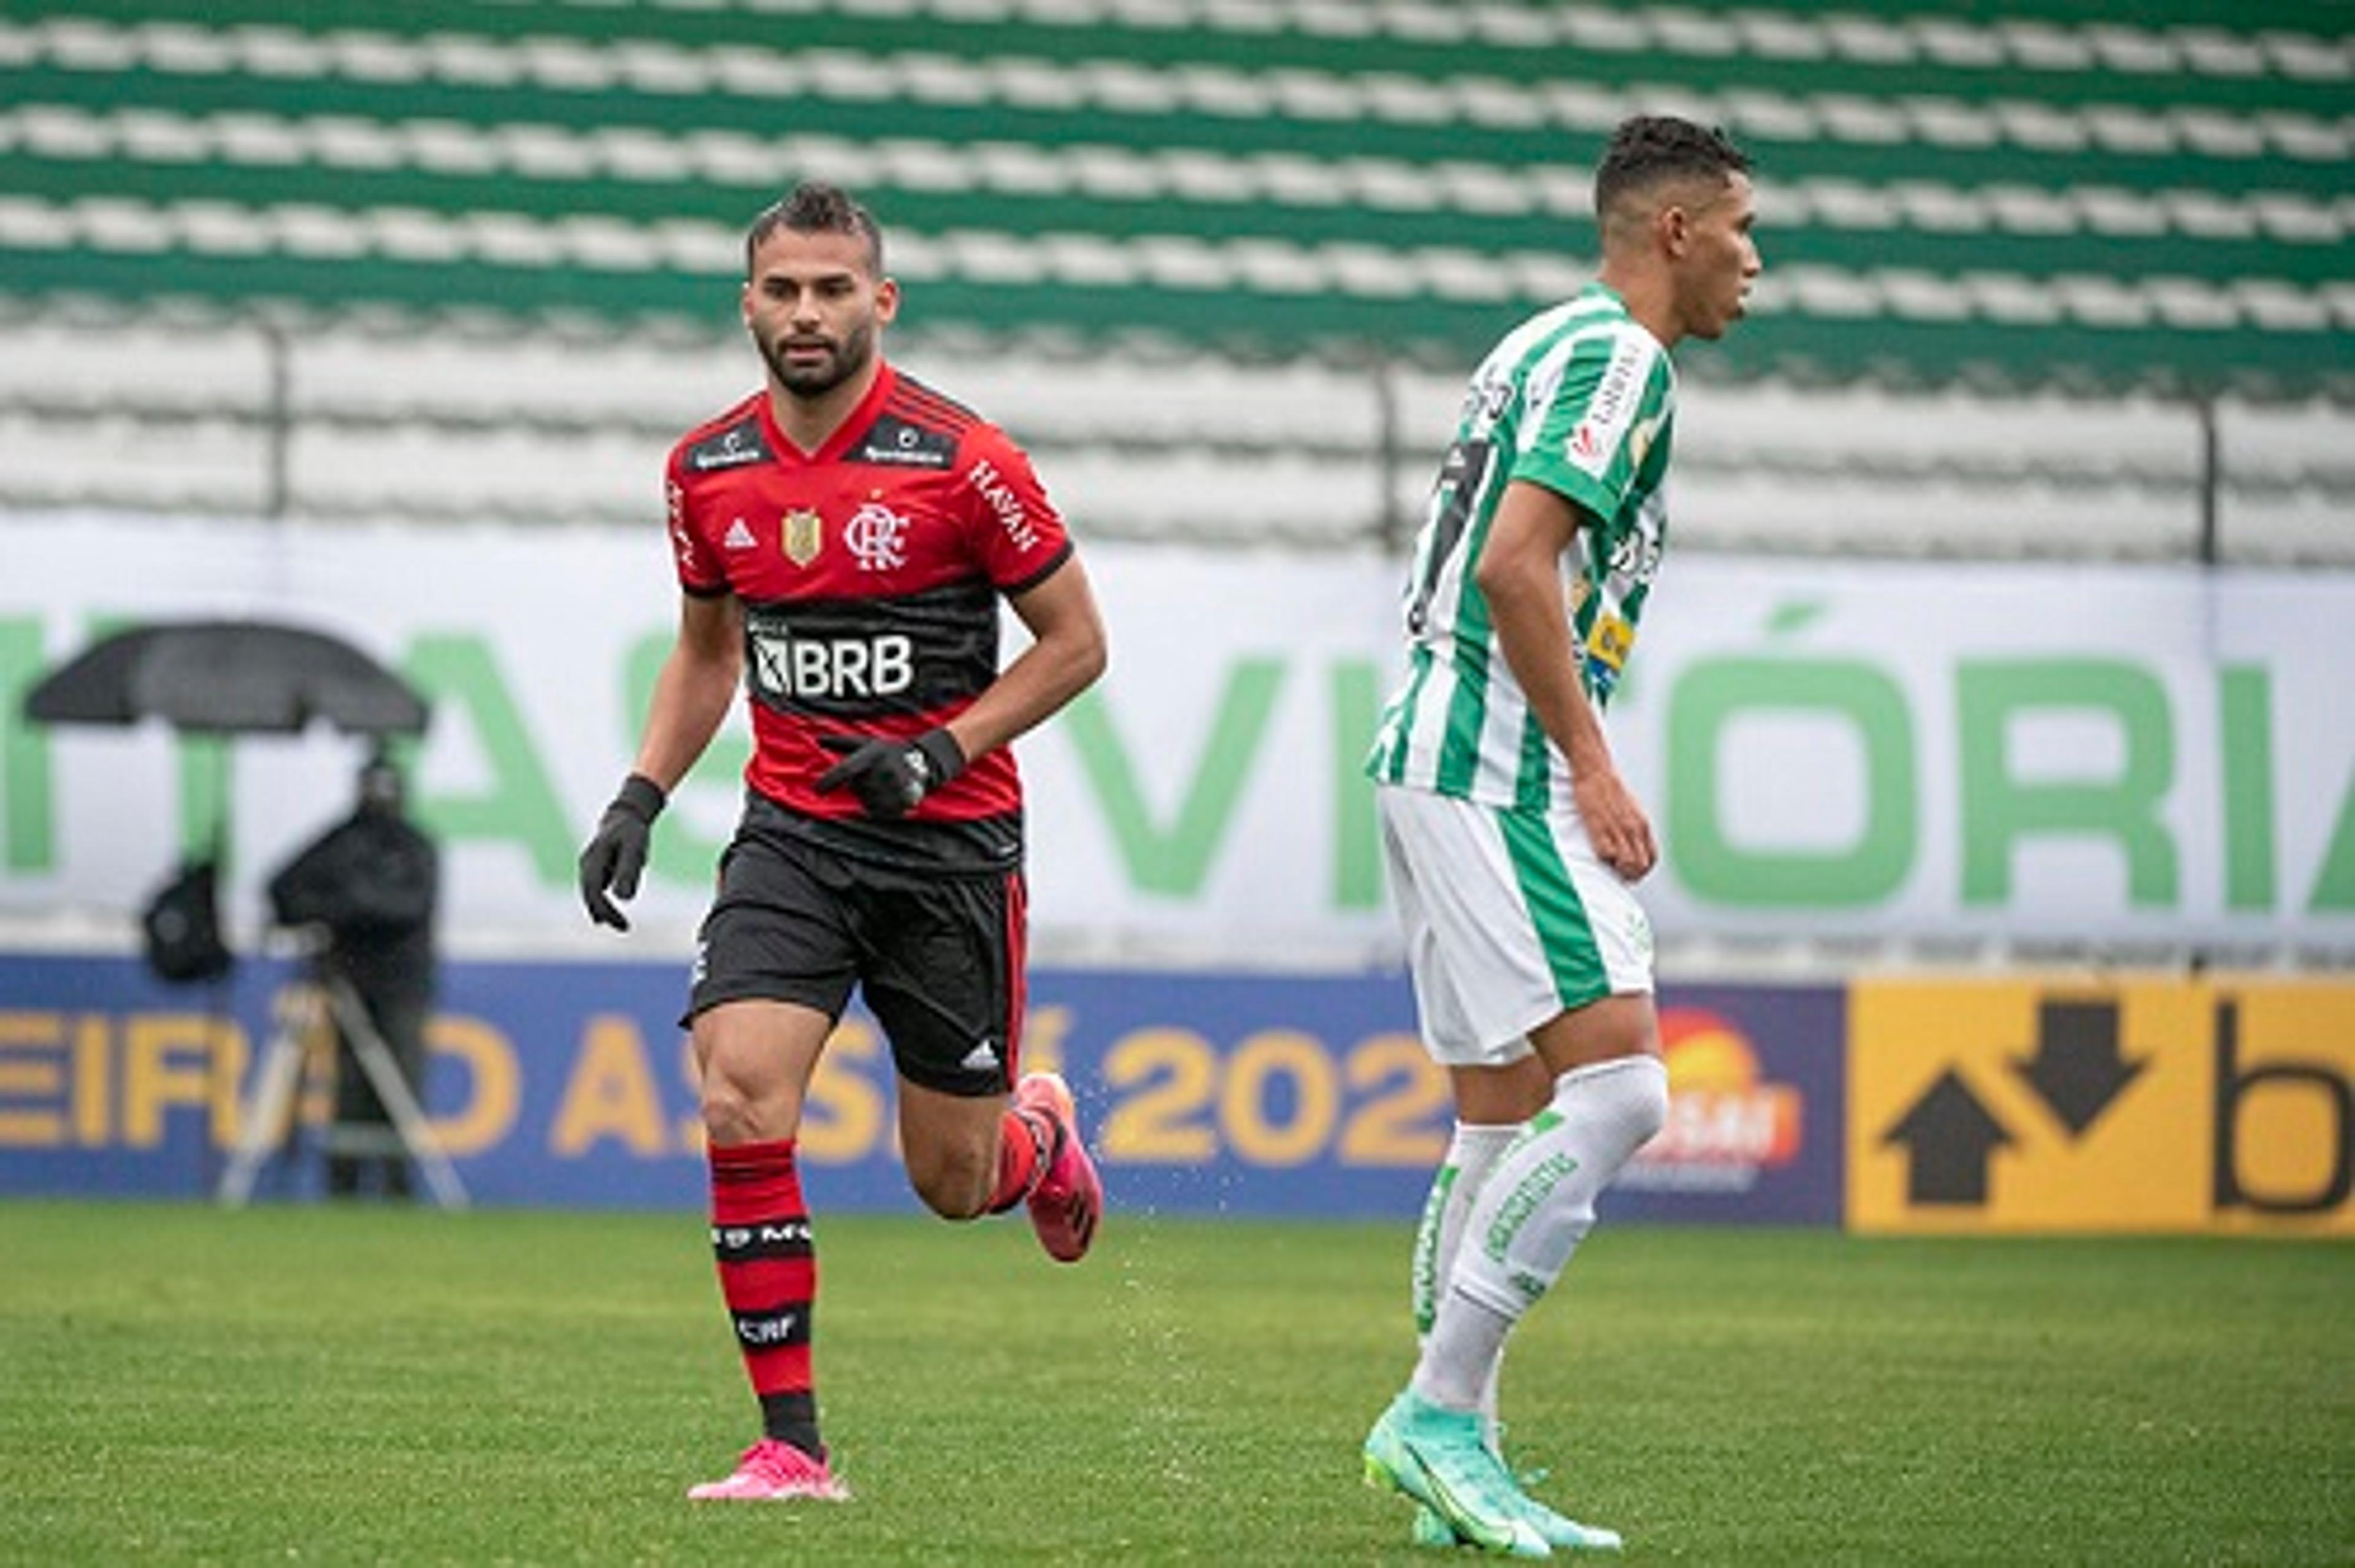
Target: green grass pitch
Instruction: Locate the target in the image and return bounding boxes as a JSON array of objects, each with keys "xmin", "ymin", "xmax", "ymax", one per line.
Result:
[{"xmin": 1, "ymin": 1199, "xmax": 2346, "ymax": 1564}]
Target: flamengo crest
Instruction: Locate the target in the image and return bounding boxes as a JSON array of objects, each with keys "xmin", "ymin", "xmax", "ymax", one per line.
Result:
[{"xmin": 844, "ymin": 500, "xmax": 910, "ymax": 572}]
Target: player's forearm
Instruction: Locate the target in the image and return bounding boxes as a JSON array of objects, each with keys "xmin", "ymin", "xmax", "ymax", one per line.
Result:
[
  {"xmin": 1482, "ymin": 563, "xmax": 1615, "ymax": 782},
  {"xmin": 943, "ymin": 557, "xmax": 1108, "ymax": 764},
  {"xmin": 944, "ymin": 614, "xmax": 1106, "ymax": 764},
  {"xmin": 630, "ymin": 644, "xmax": 741, "ymax": 792}
]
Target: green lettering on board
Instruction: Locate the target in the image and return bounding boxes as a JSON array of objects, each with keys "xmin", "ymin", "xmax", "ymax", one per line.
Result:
[
  {"xmin": 2309, "ymin": 760, "xmax": 2355, "ymax": 914},
  {"xmin": 1666, "ymin": 657, "xmax": 1916, "ymax": 906},
  {"xmin": 401, "ymin": 634, "xmax": 573, "ymax": 884},
  {"xmin": 1331, "ymin": 659, "xmax": 1383, "ymax": 911},
  {"xmin": 1062, "ymin": 660, "xmax": 1283, "ymax": 897},
  {"xmin": 2219, "ymin": 665, "xmax": 2276, "ymax": 911},
  {"xmin": 1958, "ymin": 659, "xmax": 2177, "ymax": 906},
  {"xmin": 0, "ymin": 618, "xmax": 55, "ymax": 871}
]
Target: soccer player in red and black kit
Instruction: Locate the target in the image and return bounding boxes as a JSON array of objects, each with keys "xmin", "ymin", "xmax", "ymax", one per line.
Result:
[{"xmin": 576, "ymin": 182, "xmax": 1109, "ymax": 1502}]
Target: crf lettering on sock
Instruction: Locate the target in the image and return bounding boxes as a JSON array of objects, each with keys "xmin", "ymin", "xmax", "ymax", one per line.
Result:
[{"xmin": 710, "ymin": 1138, "xmax": 823, "ymax": 1456}]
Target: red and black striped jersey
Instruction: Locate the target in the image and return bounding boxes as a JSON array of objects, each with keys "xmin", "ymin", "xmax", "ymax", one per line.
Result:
[{"xmin": 665, "ymin": 361, "xmax": 1074, "ymax": 870}]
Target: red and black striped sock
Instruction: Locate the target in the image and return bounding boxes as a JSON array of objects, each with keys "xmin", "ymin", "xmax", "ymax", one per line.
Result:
[
  {"xmin": 984, "ymin": 1104, "xmax": 1055, "ymax": 1214},
  {"xmin": 709, "ymin": 1138, "xmax": 822, "ymax": 1458}
]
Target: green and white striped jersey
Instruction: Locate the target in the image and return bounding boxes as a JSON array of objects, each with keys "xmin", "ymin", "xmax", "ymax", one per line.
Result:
[{"xmin": 1367, "ymin": 283, "xmax": 1677, "ymax": 813}]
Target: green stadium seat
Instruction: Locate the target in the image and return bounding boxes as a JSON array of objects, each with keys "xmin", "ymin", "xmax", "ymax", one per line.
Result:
[{"xmin": 0, "ymin": 0, "xmax": 2347, "ymax": 555}]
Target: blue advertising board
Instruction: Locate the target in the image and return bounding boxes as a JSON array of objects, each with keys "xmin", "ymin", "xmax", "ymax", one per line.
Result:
[{"xmin": 0, "ymin": 954, "xmax": 1845, "ymax": 1223}]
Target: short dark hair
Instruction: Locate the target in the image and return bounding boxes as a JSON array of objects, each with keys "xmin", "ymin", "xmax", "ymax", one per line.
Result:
[
  {"xmin": 745, "ymin": 181, "xmax": 885, "ymax": 276},
  {"xmin": 1593, "ymin": 116, "xmax": 1751, "ymax": 220}
]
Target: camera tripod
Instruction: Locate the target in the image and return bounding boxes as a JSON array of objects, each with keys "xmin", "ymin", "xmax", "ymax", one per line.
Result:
[{"xmin": 216, "ymin": 950, "xmax": 469, "ymax": 1210}]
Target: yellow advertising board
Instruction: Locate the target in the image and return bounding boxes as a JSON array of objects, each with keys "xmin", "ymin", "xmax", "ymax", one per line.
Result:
[{"xmin": 1849, "ymin": 977, "xmax": 2353, "ymax": 1235}]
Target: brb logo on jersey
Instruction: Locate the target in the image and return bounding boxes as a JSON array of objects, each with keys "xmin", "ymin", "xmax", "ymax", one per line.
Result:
[
  {"xmin": 749, "ymin": 625, "xmax": 916, "ymax": 703},
  {"xmin": 844, "ymin": 502, "xmax": 909, "ymax": 572}
]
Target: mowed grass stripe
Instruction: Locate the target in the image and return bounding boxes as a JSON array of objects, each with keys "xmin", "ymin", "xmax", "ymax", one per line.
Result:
[{"xmin": 0, "ymin": 1201, "xmax": 2346, "ymax": 1564}]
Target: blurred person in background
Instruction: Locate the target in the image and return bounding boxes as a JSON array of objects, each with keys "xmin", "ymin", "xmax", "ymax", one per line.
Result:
[
  {"xmin": 267, "ymin": 748, "xmax": 439, "ymax": 1199},
  {"xmin": 576, "ymin": 182, "xmax": 1108, "ymax": 1502},
  {"xmin": 1360, "ymin": 115, "xmax": 1761, "ymax": 1556}
]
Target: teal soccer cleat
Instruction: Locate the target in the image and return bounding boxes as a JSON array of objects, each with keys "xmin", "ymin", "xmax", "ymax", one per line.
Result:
[
  {"xmin": 1365, "ymin": 1391, "xmax": 1550, "ymax": 1558},
  {"xmin": 1409, "ymin": 1451, "xmax": 1625, "ymax": 1553},
  {"xmin": 1514, "ymin": 1492, "xmax": 1623, "ymax": 1553},
  {"xmin": 1411, "ymin": 1504, "xmax": 1461, "ymax": 1548},
  {"xmin": 1413, "ymin": 1497, "xmax": 1622, "ymax": 1555}
]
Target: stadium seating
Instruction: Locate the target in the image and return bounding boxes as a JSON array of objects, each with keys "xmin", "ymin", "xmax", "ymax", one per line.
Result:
[{"xmin": 1, "ymin": 1, "xmax": 2348, "ymax": 557}]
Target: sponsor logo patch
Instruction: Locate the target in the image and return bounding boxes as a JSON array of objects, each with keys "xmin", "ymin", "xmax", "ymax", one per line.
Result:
[
  {"xmin": 856, "ymin": 415, "xmax": 956, "ymax": 469},
  {"xmin": 667, "ymin": 480, "xmax": 704, "ymax": 575},
  {"xmin": 711, "ymin": 1219, "xmax": 815, "ymax": 1260},
  {"xmin": 689, "ymin": 421, "xmax": 768, "ymax": 472},
  {"xmin": 965, "ymin": 457, "xmax": 1041, "ymax": 553},
  {"xmin": 732, "ymin": 1308, "xmax": 806, "ymax": 1347},
  {"xmin": 1564, "ymin": 336, "xmax": 1647, "ymax": 478},
  {"xmin": 749, "ymin": 628, "xmax": 916, "ymax": 700},
  {"xmin": 1585, "ymin": 613, "xmax": 1633, "ymax": 671}
]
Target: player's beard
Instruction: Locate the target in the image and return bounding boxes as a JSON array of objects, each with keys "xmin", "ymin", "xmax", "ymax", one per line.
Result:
[
  {"xmin": 1680, "ymin": 274, "xmax": 1748, "ymax": 342},
  {"xmin": 759, "ymin": 316, "xmax": 877, "ymax": 399}
]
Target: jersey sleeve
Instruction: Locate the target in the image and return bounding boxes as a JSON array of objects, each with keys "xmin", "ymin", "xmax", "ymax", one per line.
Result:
[
  {"xmin": 665, "ymin": 449, "xmax": 730, "ymax": 598},
  {"xmin": 1512, "ymin": 327, "xmax": 1670, "ymax": 525},
  {"xmin": 957, "ymin": 425, "xmax": 1074, "ymax": 594}
]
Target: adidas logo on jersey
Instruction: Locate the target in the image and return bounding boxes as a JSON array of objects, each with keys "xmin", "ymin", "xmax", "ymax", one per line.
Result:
[
  {"xmin": 724, "ymin": 518, "xmax": 758, "ymax": 550},
  {"xmin": 960, "ymin": 1040, "xmax": 1000, "ymax": 1073}
]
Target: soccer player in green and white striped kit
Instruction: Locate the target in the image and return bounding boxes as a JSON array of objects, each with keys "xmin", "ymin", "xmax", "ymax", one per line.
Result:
[{"xmin": 1361, "ymin": 115, "xmax": 1761, "ymax": 1557}]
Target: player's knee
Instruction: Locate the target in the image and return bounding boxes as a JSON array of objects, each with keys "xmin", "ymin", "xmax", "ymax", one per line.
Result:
[
  {"xmin": 1583, "ymin": 1054, "xmax": 1669, "ymax": 1168},
  {"xmin": 700, "ymin": 1077, "xmax": 789, "ymax": 1147}
]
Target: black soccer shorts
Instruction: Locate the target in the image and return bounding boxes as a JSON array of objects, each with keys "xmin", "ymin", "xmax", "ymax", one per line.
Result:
[{"xmin": 684, "ymin": 805, "xmax": 1027, "ymax": 1098}]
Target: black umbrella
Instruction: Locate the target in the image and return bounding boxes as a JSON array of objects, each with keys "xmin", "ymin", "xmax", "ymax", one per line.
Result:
[
  {"xmin": 24, "ymin": 621, "xmax": 427, "ymax": 736},
  {"xmin": 22, "ymin": 620, "xmax": 432, "ymax": 968}
]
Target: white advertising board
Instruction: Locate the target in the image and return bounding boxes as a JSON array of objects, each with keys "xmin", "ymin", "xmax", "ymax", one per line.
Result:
[{"xmin": 1, "ymin": 515, "xmax": 2349, "ymax": 962}]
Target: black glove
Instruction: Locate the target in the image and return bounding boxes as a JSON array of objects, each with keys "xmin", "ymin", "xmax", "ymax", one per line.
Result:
[
  {"xmin": 816, "ymin": 729, "xmax": 966, "ymax": 820},
  {"xmin": 578, "ymin": 773, "xmax": 665, "ymax": 930}
]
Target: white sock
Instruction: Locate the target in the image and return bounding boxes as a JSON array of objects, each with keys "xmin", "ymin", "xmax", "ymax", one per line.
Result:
[
  {"xmin": 1412, "ymin": 1122, "xmax": 1519, "ymax": 1449},
  {"xmin": 1412, "ymin": 1056, "xmax": 1669, "ymax": 1412},
  {"xmin": 1412, "ymin": 1122, "xmax": 1520, "ymax": 1339}
]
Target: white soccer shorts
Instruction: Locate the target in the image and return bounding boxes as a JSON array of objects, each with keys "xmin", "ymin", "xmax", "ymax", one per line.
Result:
[{"xmin": 1377, "ymin": 782, "xmax": 1656, "ymax": 1066}]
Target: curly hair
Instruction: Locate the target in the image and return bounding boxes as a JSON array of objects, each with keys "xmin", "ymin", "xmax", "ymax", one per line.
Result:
[
  {"xmin": 1593, "ymin": 116, "xmax": 1752, "ymax": 220},
  {"xmin": 745, "ymin": 181, "xmax": 885, "ymax": 277}
]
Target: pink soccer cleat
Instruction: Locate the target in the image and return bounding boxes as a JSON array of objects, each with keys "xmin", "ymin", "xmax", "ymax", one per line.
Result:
[
  {"xmin": 686, "ymin": 1439, "xmax": 851, "ymax": 1502},
  {"xmin": 1014, "ymin": 1071, "xmax": 1102, "ymax": 1263}
]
